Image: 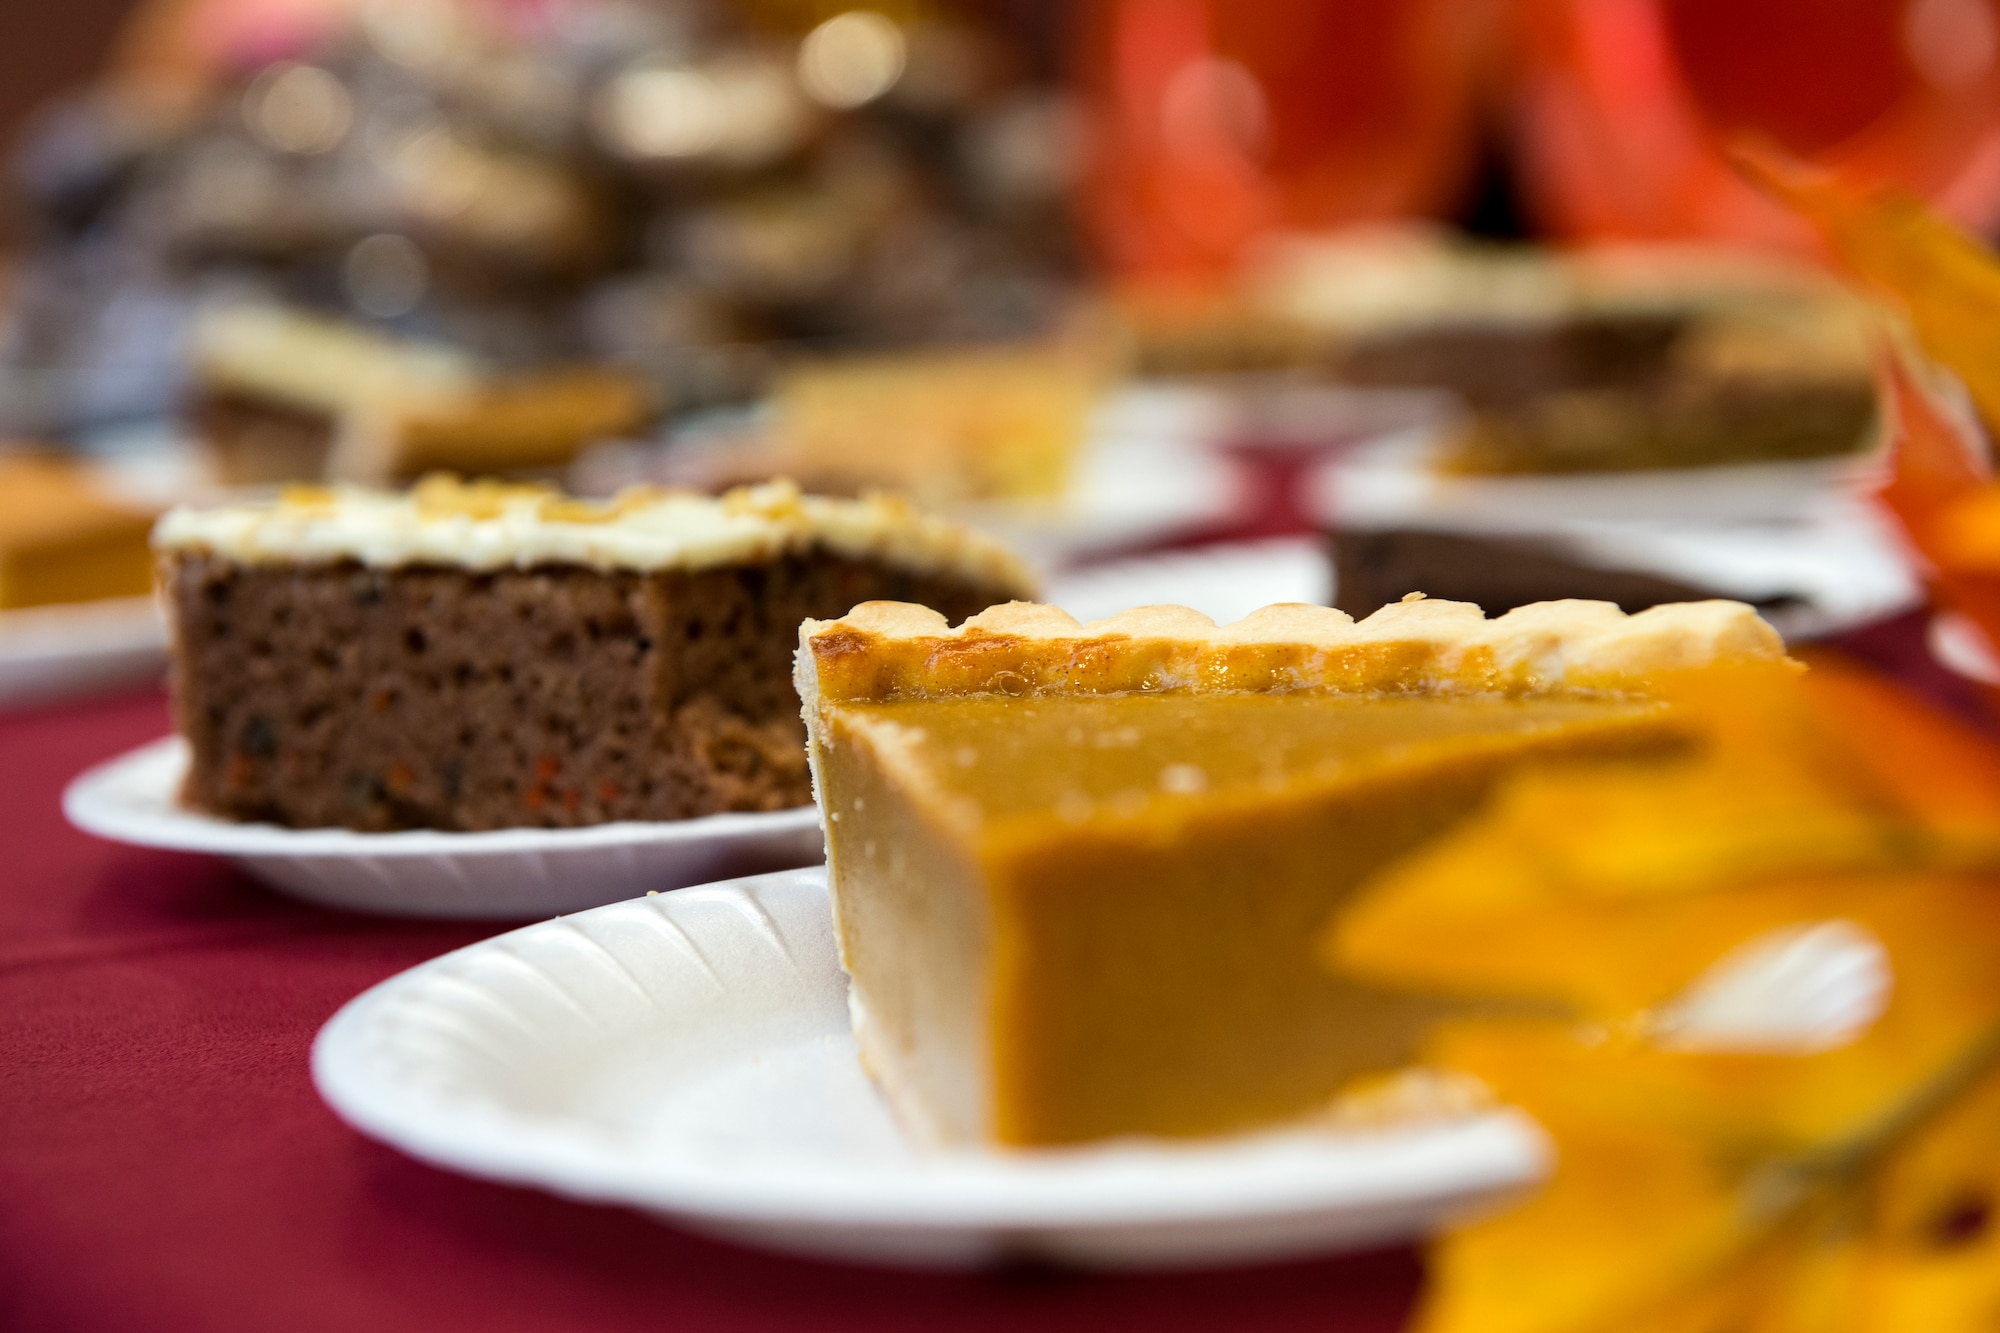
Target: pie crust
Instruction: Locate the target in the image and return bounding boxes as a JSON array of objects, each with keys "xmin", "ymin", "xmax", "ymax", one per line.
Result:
[{"xmin": 799, "ymin": 593, "xmax": 1787, "ymax": 704}]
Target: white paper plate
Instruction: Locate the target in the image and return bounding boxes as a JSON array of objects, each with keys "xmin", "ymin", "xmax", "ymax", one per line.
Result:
[
  {"xmin": 312, "ymin": 865, "xmax": 1546, "ymax": 1270},
  {"xmin": 0, "ymin": 596, "xmax": 168, "ymax": 710},
  {"xmin": 62, "ymin": 737, "xmax": 825, "ymax": 919}
]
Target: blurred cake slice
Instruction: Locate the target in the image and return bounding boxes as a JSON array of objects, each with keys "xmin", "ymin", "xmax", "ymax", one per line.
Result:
[
  {"xmin": 662, "ymin": 346, "xmax": 1103, "ymax": 507},
  {"xmin": 1260, "ymin": 233, "xmax": 1882, "ymax": 472},
  {"xmin": 190, "ymin": 304, "xmax": 654, "ymax": 485}
]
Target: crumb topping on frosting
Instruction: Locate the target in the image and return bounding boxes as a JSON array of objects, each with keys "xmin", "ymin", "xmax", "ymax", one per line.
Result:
[
  {"xmin": 799, "ymin": 595, "xmax": 1790, "ymax": 701},
  {"xmin": 154, "ymin": 476, "xmax": 1036, "ymax": 590}
]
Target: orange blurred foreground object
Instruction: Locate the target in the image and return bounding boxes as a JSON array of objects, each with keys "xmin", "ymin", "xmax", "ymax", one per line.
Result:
[
  {"xmin": 1741, "ymin": 144, "xmax": 2000, "ymax": 428},
  {"xmin": 1331, "ymin": 654, "xmax": 2000, "ymax": 1332},
  {"xmin": 1747, "ymin": 157, "xmax": 2000, "ymax": 695},
  {"xmin": 1888, "ymin": 364, "xmax": 2000, "ymax": 689}
]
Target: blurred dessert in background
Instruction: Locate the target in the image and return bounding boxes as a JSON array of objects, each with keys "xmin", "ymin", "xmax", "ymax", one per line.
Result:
[
  {"xmin": 767, "ymin": 345, "xmax": 1102, "ymax": 504},
  {"xmin": 190, "ymin": 303, "xmax": 654, "ymax": 484},
  {"xmin": 655, "ymin": 342, "xmax": 1105, "ymax": 506},
  {"xmin": 1, "ymin": 0, "xmax": 1086, "ymax": 437},
  {"xmin": 1116, "ymin": 231, "xmax": 1879, "ymax": 486},
  {"xmin": 1248, "ymin": 233, "xmax": 1901, "ymax": 633},
  {"xmin": 0, "ymin": 453, "xmax": 158, "ymax": 609},
  {"xmin": 1112, "ymin": 284, "xmax": 1330, "ymax": 379},
  {"xmin": 1260, "ymin": 231, "xmax": 1883, "ymax": 473}
]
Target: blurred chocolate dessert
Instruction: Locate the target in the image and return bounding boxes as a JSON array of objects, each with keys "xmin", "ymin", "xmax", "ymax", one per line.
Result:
[
  {"xmin": 1330, "ymin": 526, "xmax": 1794, "ymax": 622},
  {"xmin": 0, "ymin": 0, "xmax": 1085, "ymax": 438},
  {"xmin": 653, "ymin": 342, "xmax": 1104, "ymax": 505},
  {"xmin": 1128, "ymin": 231, "xmax": 1881, "ymax": 473},
  {"xmin": 1270, "ymin": 234, "xmax": 1883, "ymax": 472}
]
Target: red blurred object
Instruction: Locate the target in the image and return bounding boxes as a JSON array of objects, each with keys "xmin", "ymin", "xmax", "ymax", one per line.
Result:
[
  {"xmin": 1874, "ymin": 350, "xmax": 2000, "ymax": 711},
  {"xmin": 1078, "ymin": 0, "xmax": 2000, "ymax": 274},
  {"xmin": 1077, "ymin": 0, "xmax": 1490, "ymax": 285},
  {"xmin": 1510, "ymin": 0, "xmax": 2000, "ymax": 245}
]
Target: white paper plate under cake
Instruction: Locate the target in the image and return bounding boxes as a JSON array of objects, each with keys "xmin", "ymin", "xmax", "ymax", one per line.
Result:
[
  {"xmin": 62, "ymin": 737, "xmax": 824, "ymax": 918},
  {"xmin": 0, "ymin": 596, "xmax": 168, "ymax": 710},
  {"xmin": 311, "ymin": 865, "xmax": 1545, "ymax": 1269}
]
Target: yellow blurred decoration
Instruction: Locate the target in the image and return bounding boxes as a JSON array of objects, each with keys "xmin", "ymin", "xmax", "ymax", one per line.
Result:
[
  {"xmin": 1327, "ymin": 659, "xmax": 2000, "ymax": 1332},
  {"xmin": 1419, "ymin": 1018, "xmax": 2000, "ymax": 1333}
]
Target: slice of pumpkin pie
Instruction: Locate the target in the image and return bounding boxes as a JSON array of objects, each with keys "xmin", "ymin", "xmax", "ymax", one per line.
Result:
[{"xmin": 795, "ymin": 595, "xmax": 1789, "ymax": 1147}]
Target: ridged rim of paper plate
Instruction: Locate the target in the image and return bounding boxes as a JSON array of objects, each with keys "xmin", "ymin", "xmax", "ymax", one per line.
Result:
[
  {"xmin": 310, "ymin": 867, "xmax": 1548, "ymax": 1233},
  {"xmin": 62, "ymin": 736, "xmax": 822, "ymax": 859}
]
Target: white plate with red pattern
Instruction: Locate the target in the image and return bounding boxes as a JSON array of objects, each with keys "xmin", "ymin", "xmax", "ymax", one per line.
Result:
[
  {"xmin": 311, "ymin": 866, "xmax": 1549, "ymax": 1269},
  {"xmin": 62, "ymin": 736, "xmax": 825, "ymax": 918}
]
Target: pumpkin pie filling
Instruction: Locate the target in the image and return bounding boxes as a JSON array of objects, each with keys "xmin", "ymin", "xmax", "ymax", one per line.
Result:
[{"xmin": 797, "ymin": 597, "xmax": 1789, "ymax": 1147}]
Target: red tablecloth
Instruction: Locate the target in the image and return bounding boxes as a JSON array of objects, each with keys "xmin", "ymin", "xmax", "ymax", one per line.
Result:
[{"xmin": 0, "ymin": 688, "xmax": 1423, "ymax": 1333}]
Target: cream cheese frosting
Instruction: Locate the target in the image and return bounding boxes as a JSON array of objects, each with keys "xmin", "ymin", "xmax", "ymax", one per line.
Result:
[{"xmin": 155, "ymin": 476, "xmax": 1037, "ymax": 591}]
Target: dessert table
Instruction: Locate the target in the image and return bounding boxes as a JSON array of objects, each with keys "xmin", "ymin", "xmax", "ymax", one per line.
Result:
[
  {"xmin": 0, "ymin": 687, "xmax": 1423, "ymax": 1333},
  {"xmin": 3, "ymin": 412, "xmax": 1973, "ymax": 1332}
]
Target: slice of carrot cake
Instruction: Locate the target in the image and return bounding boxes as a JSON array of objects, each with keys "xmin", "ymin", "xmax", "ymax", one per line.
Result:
[{"xmin": 154, "ymin": 476, "xmax": 1031, "ymax": 831}]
